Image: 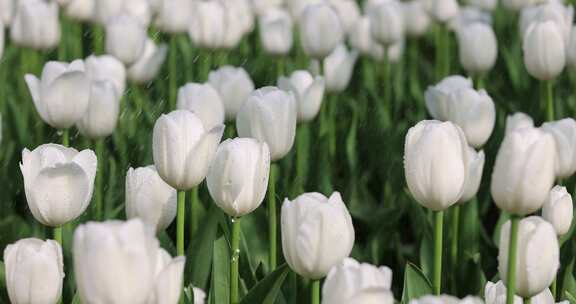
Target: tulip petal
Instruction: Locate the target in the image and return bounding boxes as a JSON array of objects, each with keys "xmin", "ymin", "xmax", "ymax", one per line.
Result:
[{"xmin": 42, "ymin": 71, "xmax": 91, "ymax": 129}]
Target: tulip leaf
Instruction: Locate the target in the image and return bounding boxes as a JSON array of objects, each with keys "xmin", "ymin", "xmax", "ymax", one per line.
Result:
[
  {"xmin": 211, "ymin": 236, "xmax": 230, "ymax": 304},
  {"xmin": 401, "ymin": 263, "xmax": 433, "ymax": 304},
  {"xmin": 565, "ymin": 291, "xmax": 576, "ymax": 303},
  {"xmin": 71, "ymin": 293, "xmax": 81, "ymax": 304},
  {"xmin": 240, "ymin": 264, "xmax": 289, "ymax": 304}
]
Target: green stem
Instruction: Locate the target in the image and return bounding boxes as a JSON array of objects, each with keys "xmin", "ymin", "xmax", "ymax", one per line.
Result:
[
  {"xmin": 383, "ymin": 50, "xmax": 390, "ymax": 111},
  {"xmin": 546, "ymin": 80, "xmax": 554, "ymax": 121},
  {"xmin": 62, "ymin": 129, "xmax": 70, "ymax": 147},
  {"xmin": 451, "ymin": 205, "xmax": 460, "ymax": 271},
  {"xmin": 94, "ymin": 139, "xmax": 104, "ymax": 220},
  {"xmin": 311, "ymin": 280, "xmax": 320, "ymax": 304},
  {"xmin": 93, "ymin": 25, "xmax": 104, "ymax": 55},
  {"xmin": 268, "ymin": 164, "xmax": 278, "ymax": 271},
  {"xmin": 58, "ymin": 17, "xmax": 68, "ymax": 61},
  {"xmin": 190, "ymin": 187, "xmax": 199, "ymax": 242},
  {"xmin": 524, "ymin": 298, "xmax": 531, "ymax": 304},
  {"xmin": 475, "ymin": 74, "xmax": 485, "ymax": 89},
  {"xmin": 433, "ymin": 210, "xmax": 444, "ymax": 295},
  {"xmin": 551, "ymin": 278, "xmax": 557, "ymax": 301},
  {"xmin": 292, "ymin": 123, "xmax": 310, "ymax": 196},
  {"xmin": 177, "ymin": 191, "xmax": 186, "ymax": 256},
  {"xmin": 435, "ymin": 24, "xmax": 450, "ymax": 80},
  {"xmin": 169, "ymin": 37, "xmax": 178, "ymax": 111},
  {"xmin": 230, "ymin": 217, "xmax": 241, "ymax": 304},
  {"xmin": 53, "ymin": 226, "xmax": 62, "ymax": 244},
  {"xmin": 506, "ymin": 216, "xmax": 521, "ymax": 304}
]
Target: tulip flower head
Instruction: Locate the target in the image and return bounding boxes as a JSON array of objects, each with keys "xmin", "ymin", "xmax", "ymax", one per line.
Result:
[
  {"xmin": 299, "ymin": 3, "xmax": 344, "ymax": 59},
  {"xmin": 127, "ymin": 39, "xmax": 168, "ymax": 84},
  {"xmin": 188, "ymin": 1, "xmax": 226, "ymax": 49},
  {"xmin": 278, "ymin": 70, "xmax": 325, "ymax": 122},
  {"xmin": 259, "ymin": 8, "xmax": 294, "ymax": 55},
  {"xmin": 457, "ymin": 22, "xmax": 498, "ymax": 75},
  {"xmin": 541, "ymin": 118, "xmax": 576, "ymax": 179},
  {"xmin": 10, "ymin": 0, "xmax": 60, "ymax": 50},
  {"xmin": 177, "ymin": 83, "xmax": 226, "ymax": 130},
  {"xmin": 147, "ymin": 248, "xmax": 186, "ymax": 304},
  {"xmin": 154, "ymin": 0, "xmax": 193, "ymax": 33},
  {"xmin": 425, "ymin": 75, "xmax": 473, "ymax": 121},
  {"xmin": 458, "ymin": 147, "xmax": 485, "ymax": 203},
  {"xmin": 423, "ymin": 0, "xmax": 460, "ymax": 22},
  {"xmin": 369, "ymin": 0, "xmax": 405, "ymax": 46},
  {"xmin": 542, "ymin": 185, "xmax": 573, "ymax": 236},
  {"xmin": 505, "ymin": 112, "xmax": 534, "ymax": 135},
  {"xmin": 208, "ymin": 66, "xmax": 255, "ymax": 121},
  {"xmin": 316, "ymin": 44, "xmax": 359, "ymax": 93},
  {"xmin": 329, "ymin": 0, "xmax": 361, "ymax": 34},
  {"xmin": 348, "ymin": 16, "xmax": 386, "ymax": 60},
  {"xmin": 0, "ymin": 0, "xmax": 13, "ymax": 26},
  {"xmin": 76, "ymin": 80, "xmax": 120, "ymax": 139},
  {"xmin": 409, "ymin": 295, "xmax": 483, "ymax": 304},
  {"xmin": 484, "ymin": 280, "xmax": 557, "ymax": 304},
  {"xmin": 84, "ymin": 54, "xmax": 126, "ymax": 97},
  {"xmin": 62, "ymin": 0, "xmax": 95, "ymax": 21},
  {"xmin": 105, "ymin": 14, "xmax": 147, "ymax": 65},
  {"xmin": 402, "ymin": 0, "xmax": 432, "ymax": 37},
  {"xmin": 523, "ymin": 20, "xmax": 566, "ymax": 81}
]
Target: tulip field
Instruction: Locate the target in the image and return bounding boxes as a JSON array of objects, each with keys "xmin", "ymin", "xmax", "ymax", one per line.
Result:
[{"xmin": 3, "ymin": 0, "xmax": 576, "ymax": 303}]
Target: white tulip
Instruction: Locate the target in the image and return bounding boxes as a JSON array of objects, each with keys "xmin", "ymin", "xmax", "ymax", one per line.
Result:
[
  {"xmin": 318, "ymin": 44, "xmax": 359, "ymax": 93},
  {"xmin": 329, "ymin": 0, "xmax": 361, "ymax": 34},
  {"xmin": 125, "ymin": 166, "xmax": 177, "ymax": 233},
  {"xmin": 519, "ymin": 2, "xmax": 573, "ymax": 45},
  {"xmin": 491, "ymin": 127, "xmax": 556, "ymax": 215},
  {"xmin": 287, "ymin": 0, "xmax": 322, "ymax": 18},
  {"xmin": 85, "ymin": 54, "xmax": 126, "ymax": 97},
  {"xmin": 25, "ymin": 60, "xmax": 91, "ymax": 130},
  {"xmin": 523, "ymin": 20, "xmax": 566, "ymax": 81},
  {"xmin": 542, "ymin": 185, "xmax": 573, "ymax": 236},
  {"xmin": 20, "ymin": 144, "xmax": 97, "ymax": 227},
  {"xmin": 485, "ymin": 280, "xmax": 558, "ymax": 304},
  {"xmin": 410, "ymin": 295, "xmax": 483, "ymax": 304},
  {"xmin": 153, "ymin": 110, "xmax": 224, "ymax": 190},
  {"xmin": 258, "ymin": 8, "xmax": 294, "ymax": 56},
  {"xmin": 457, "ymin": 22, "xmax": 498, "ymax": 74},
  {"xmin": 281, "ymin": 192, "xmax": 355, "ymax": 279},
  {"xmin": 94, "ymin": 0, "xmax": 151, "ymax": 26},
  {"xmin": 424, "ymin": 75, "xmax": 473, "ymax": 121},
  {"xmin": 93, "ymin": 0, "xmax": 122, "ymax": 24},
  {"xmin": 220, "ymin": 0, "xmax": 254, "ymax": 35},
  {"xmin": 128, "ymin": 39, "xmax": 168, "ymax": 84},
  {"xmin": 208, "ymin": 66, "xmax": 255, "ymax": 121},
  {"xmin": 77, "ymin": 81, "xmax": 120, "ymax": 139},
  {"xmin": 147, "ymin": 249, "xmax": 185, "ymax": 304},
  {"xmin": 467, "ymin": 0, "xmax": 496, "ymax": 11},
  {"xmin": 404, "ymin": 120, "xmax": 469, "ymax": 211},
  {"xmin": 498, "ymin": 216, "xmax": 559, "ymax": 298},
  {"xmin": 10, "ymin": 0, "xmax": 60, "ymax": 50},
  {"xmin": 74, "ymin": 219, "xmax": 159, "ymax": 304},
  {"xmin": 542, "ymin": 118, "xmax": 576, "ymax": 179},
  {"xmin": 63, "ymin": 0, "xmax": 95, "ymax": 21},
  {"xmin": 403, "ymin": 0, "xmax": 432, "ymax": 37},
  {"xmin": 0, "ymin": 0, "xmax": 13, "ymax": 26},
  {"xmin": 177, "ymin": 83, "xmax": 226, "ymax": 130},
  {"xmin": 278, "ymin": 70, "xmax": 325, "ymax": 122},
  {"xmin": 154, "ymin": 0, "xmax": 193, "ymax": 33},
  {"xmin": 105, "ymin": 14, "xmax": 147, "ymax": 65},
  {"xmin": 423, "ymin": 0, "xmax": 460, "ymax": 22},
  {"xmin": 505, "ymin": 112, "xmax": 534, "ymax": 135},
  {"xmin": 220, "ymin": 1, "xmax": 246, "ymax": 50},
  {"xmin": 237, "ymin": 86, "xmax": 297, "ymax": 161},
  {"xmin": 4, "ymin": 238, "xmax": 64, "ymax": 304},
  {"xmin": 252, "ymin": 0, "xmax": 284, "ymax": 16},
  {"xmin": 299, "ymin": 3, "xmax": 344, "ymax": 59},
  {"xmin": 459, "ymin": 147, "xmax": 485, "ymax": 203},
  {"xmin": 348, "ymin": 16, "xmax": 386, "ymax": 61},
  {"xmin": 369, "ymin": 0, "xmax": 404, "ymax": 46},
  {"xmin": 449, "ymin": 6, "xmax": 492, "ymax": 32},
  {"xmin": 123, "ymin": 0, "xmax": 152, "ymax": 27},
  {"xmin": 207, "ymin": 138, "xmax": 270, "ymax": 217},
  {"xmin": 191, "ymin": 287, "xmax": 206, "ymax": 304},
  {"xmin": 188, "ymin": 1, "xmax": 226, "ymax": 49},
  {"xmin": 322, "ymin": 258, "xmax": 394, "ymax": 304}
]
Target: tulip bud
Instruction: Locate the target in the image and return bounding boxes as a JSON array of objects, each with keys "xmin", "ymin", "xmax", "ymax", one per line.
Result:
[
  {"xmin": 191, "ymin": 287, "xmax": 207, "ymax": 304},
  {"xmin": 153, "ymin": 110, "xmax": 224, "ymax": 191},
  {"xmin": 25, "ymin": 60, "xmax": 91, "ymax": 130},
  {"xmin": 94, "ymin": 0, "xmax": 122, "ymax": 24},
  {"xmin": 74, "ymin": 219, "xmax": 160, "ymax": 304},
  {"xmin": 322, "ymin": 258, "xmax": 394, "ymax": 304},
  {"xmin": 220, "ymin": 1, "xmax": 247, "ymax": 50},
  {"xmin": 369, "ymin": 0, "xmax": 404, "ymax": 46},
  {"xmin": 208, "ymin": 66, "xmax": 255, "ymax": 121},
  {"xmin": 0, "ymin": 0, "xmax": 13, "ymax": 26},
  {"xmin": 177, "ymin": 83, "xmax": 225, "ymax": 130},
  {"xmin": 491, "ymin": 127, "xmax": 556, "ymax": 215},
  {"xmin": 542, "ymin": 186, "xmax": 573, "ymax": 236},
  {"xmin": 278, "ymin": 70, "xmax": 325, "ymax": 122},
  {"xmin": 63, "ymin": 0, "xmax": 95, "ymax": 21},
  {"xmin": 20, "ymin": 144, "xmax": 97, "ymax": 227},
  {"xmin": 125, "ymin": 166, "xmax": 177, "ymax": 233},
  {"xmin": 423, "ymin": 0, "xmax": 460, "ymax": 22},
  {"xmin": 484, "ymin": 280, "xmax": 557, "ymax": 304},
  {"xmin": 258, "ymin": 8, "xmax": 294, "ymax": 56},
  {"xmin": 147, "ymin": 248, "xmax": 186, "ymax": 304},
  {"xmin": 4, "ymin": 238, "xmax": 64, "ymax": 304},
  {"xmin": 281, "ymin": 192, "xmax": 355, "ymax": 279},
  {"xmin": 523, "ymin": 21, "xmax": 566, "ymax": 81},
  {"xmin": 505, "ymin": 112, "xmax": 534, "ymax": 135},
  {"xmin": 84, "ymin": 54, "xmax": 126, "ymax": 97},
  {"xmin": 299, "ymin": 3, "xmax": 344, "ymax": 59},
  {"xmin": 188, "ymin": 1, "xmax": 226, "ymax": 49},
  {"xmin": 541, "ymin": 118, "xmax": 576, "ymax": 179},
  {"xmin": 330, "ymin": 0, "xmax": 361, "ymax": 34},
  {"xmin": 252, "ymin": 0, "xmax": 284, "ymax": 16},
  {"xmin": 519, "ymin": 2, "xmax": 572, "ymax": 45},
  {"xmin": 10, "ymin": 0, "xmax": 60, "ymax": 50},
  {"xmin": 457, "ymin": 22, "xmax": 498, "ymax": 74},
  {"xmin": 105, "ymin": 15, "xmax": 147, "ymax": 65},
  {"xmin": 348, "ymin": 16, "xmax": 385, "ymax": 61},
  {"xmin": 154, "ymin": 0, "xmax": 193, "ymax": 33},
  {"xmin": 127, "ymin": 39, "xmax": 168, "ymax": 84},
  {"xmin": 287, "ymin": 0, "xmax": 323, "ymax": 19},
  {"xmin": 467, "ymin": 0, "xmax": 496, "ymax": 11},
  {"xmin": 207, "ymin": 138, "xmax": 270, "ymax": 217},
  {"xmin": 459, "ymin": 147, "xmax": 485, "ymax": 203},
  {"xmin": 237, "ymin": 86, "xmax": 297, "ymax": 161},
  {"xmin": 220, "ymin": 0, "xmax": 254, "ymax": 37},
  {"xmin": 316, "ymin": 44, "xmax": 359, "ymax": 93},
  {"xmin": 450, "ymin": 6, "xmax": 492, "ymax": 32},
  {"xmin": 410, "ymin": 295, "xmax": 483, "ymax": 304},
  {"xmin": 498, "ymin": 216, "xmax": 559, "ymax": 298},
  {"xmin": 403, "ymin": 0, "xmax": 432, "ymax": 37},
  {"xmin": 77, "ymin": 81, "xmax": 120, "ymax": 139},
  {"xmin": 424, "ymin": 75, "xmax": 473, "ymax": 121},
  {"xmin": 404, "ymin": 120, "xmax": 469, "ymax": 211}
]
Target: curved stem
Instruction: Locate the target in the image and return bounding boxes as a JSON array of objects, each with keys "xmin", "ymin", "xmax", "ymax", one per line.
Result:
[
  {"xmin": 311, "ymin": 280, "xmax": 320, "ymax": 304},
  {"xmin": 177, "ymin": 191, "xmax": 186, "ymax": 256},
  {"xmin": 506, "ymin": 216, "xmax": 521, "ymax": 304},
  {"xmin": 268, "ymin": 164, "xmax": 278, "ymax": 271},
  {"xmin": 230, "ymin": 217, "xmax": 241, "ymax": 304},
  {"xmin": 433, "ymin": 210, "xmax": 444, "ymax": 295}
]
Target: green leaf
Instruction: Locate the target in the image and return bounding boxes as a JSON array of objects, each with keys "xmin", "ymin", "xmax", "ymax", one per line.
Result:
[
  {"xmin": 401, "ymin": 263, "xmax": 433, "ymax": 304},
  {"xmin": 71, "ymin": 293, "xmax": 81, "ymax": 304},
  {"xmin": 240, "ymin": 264, "xmax": 289, "ymax": 304},
  {"xmin": 187, "ymin": 205, "xmax": 223, "ymax": 289},
  {"xmin": 211, "ymin": 236, "xmax": 230, "ymax": 304},
  {"xmin": 565, "ymin": 291, "xmax": 576, "ymax": 303}
]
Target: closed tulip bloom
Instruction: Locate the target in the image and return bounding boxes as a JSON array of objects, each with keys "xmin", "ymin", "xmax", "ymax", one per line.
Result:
[
  {"xmin": 281, "ymin": 192, "xmax": 355, "ymax": 279},
  {"xmin": 25, "ymin": 60, "xmax": 91, "ymax": 129},
  {"xmin": 403, "ymin": 0, "xmax": 432, "ymax": 37},
  {"xmin": 458, "ymin": 147, "xmax": 485, "ymax": 203},
  {"xmin": 541, "ymin": 118, "xmax": 576, "ymax": 179},
  {"xmin": 329, "ymin": 0, "xmax": 361, "ymax": 34},
  {"xmin": 404, "ymin": 120, "xmax": 469, "ymax": 211},
  {"xmin": 322, "ymin": 258, "xmax": 394, "ymax": 304},
  {"xmin": 449, "ymin": 6, "xmax": 492, "ymax": 32},
  {"xmin": 423, "ymin": 0, "xmax": 459, "ymax": 22},
  {"xmin": 505, "ymin": 112, "xmax": 534, "ymax": 135},
  {"xmin": 153, "ymin": 110, "xmax": 224, "ymax": 190},
  {"xmin": 519, "ymin": 2, "xmax": 573, "ymax": 45},
  {"xmin": 147, "ymin": 249, "xmax": 185, "ymax": 304},
  {"xmin": 208, "ymin": 66, "xmax": 255, "ymax": 121},
  {"xmin": 237, "ymin": 87, "xmax": 297, "ymax": 161},
  {"xmin": 0, "ymin": 0, "xmax": 13, "ymax": 26},
  {"xmin": 220, "ymin": 0, "xmax": 255, "ymax": 35},
  {"xmin": 369, "ymin": 0, "xmax": 404, "ymax": 46},
  {"xmin": 424, "ymin": 75, "xmax": 473, "ymax": 121},
  {"xmin": 77, "ymin": 81, "xmax": 120, "ymax": 138},
  {"xmin": 319, "ymin": 44, "xmax": 359, "ymax": 93},
  {"xmin": 177, "ymin": 83, "xmax": 225, "ymax": 130},
  {"xmin": 299, "ymin": 3, "xmax": 344, "ymax": 59},
  {"xmin": 542, "ymin": 186, "xmax": 573, "ymax": 236},
  {"xmin": 207, "ymin": 138, "xmax": 270, "ymax": 217},
  {"xmin": 62, "ymin": 0, "xmax": 95, "ymax": 21},
  {"xmin": 491, "ymin": 127, "xmax": 556, "ymax": 215},
  {"xmin": 85, "ymin": 54, "xmax": 126, "ymax": 97},
  {"xmin": 523, "ymin": 21, "xmax": 566, "ymax": 81},
  {"xmin": 484, "ymin": 281, "xmax": 557, "ymax": 304},
  {"xmin": 94, "ymin": 0, "xmax": 122, "ymax": 24},
  {"xmin": 348, "ymin": 16, "xmax": 385, "ymax": 60},
  {"xmin": 127, "ymin": 39, "xmax": 168, "ymax": 84},
  {"xmin": 4, "ymin": 238, "xmax": 63, "ymax": 304},
  {"xmin": 498, "ymin": 216, "xmax": 559, "ymax": 298},
  {"xmin": 252, "ymin": 0, "xmax": 284, "ymax": 15},
  {"xmin": 278, "ymin": 70, "xmax": 325, "ymax": 122},
  {"xmin": 10, "ymin": 0, "xmax": 60, "ymax": 50},
  {"xmin": 154, "ymin": 0, "xmax": 192, "ymax": 33},
  {"xmin": 220, "ymin": 3, "xmax": 246, "ymax": 50},
  {"xmin": 125, "ymin": 166, "xmax": 177, "ymax": 233},
  {"xmin": 258, "ymin": 8, "xmax": 294, "ymax": 56},
  {"xmin": 457, "ymin": 22, "xmax": 498, "ymax": 74},
  {"xmin": 105, "ymin": 15, "xmax": 147, "ymax": 65},
  {"xmin": 467, "ymin": 0, "xmax": 496, "ymax": 11},
  {"xmin": 410, "ymin": 295, "xmax": 483, "ymax": 304},
  {"xmin": 188, "ymin": 1, "xmax": 226, "ymax": 49},
  {"xmin": 288, "ymin": 0, "xmax": 322, "ymax": 18},
  {"xmin": 567, "ymin": 27, "xmax": 576, "ymax": 69},
  {"xmin": 20, "ymin": 144, "xmax": 97, "ymax": 227},
  {"xmin": 74, "ymin": 219, "xmax": 159, "ymax": 304}
]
